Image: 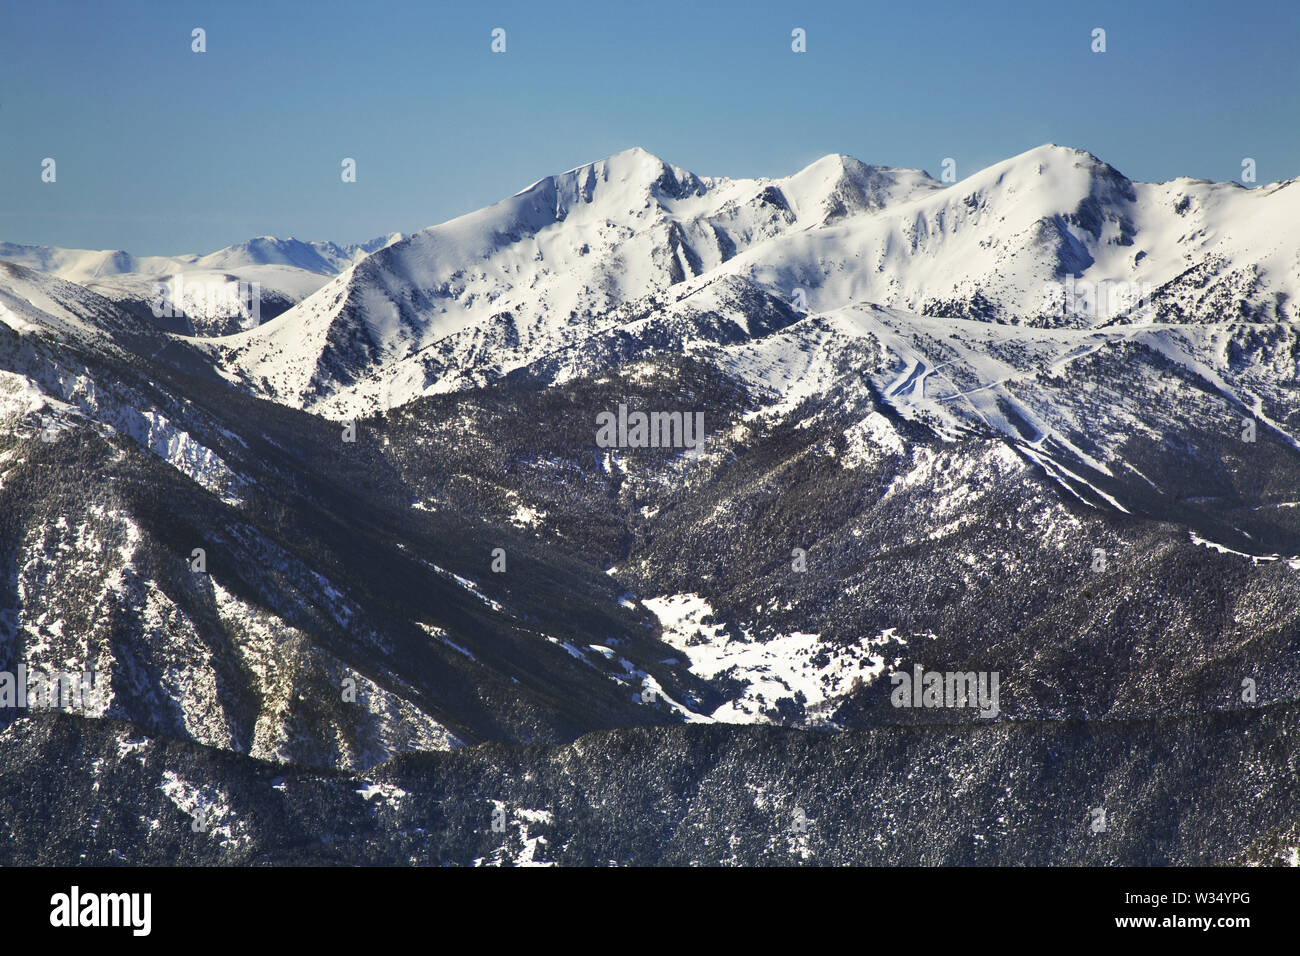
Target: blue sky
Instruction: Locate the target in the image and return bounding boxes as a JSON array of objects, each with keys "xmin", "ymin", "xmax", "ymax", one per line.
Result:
[{"xmin": 2, "ymin": 0, "xmax": 1297, "ymax": 255}]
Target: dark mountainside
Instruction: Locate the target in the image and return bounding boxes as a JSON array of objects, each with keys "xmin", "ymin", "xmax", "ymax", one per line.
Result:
[{"xmin": 3, "ymin": 707, "xmax": 1297, "ymax": 866}]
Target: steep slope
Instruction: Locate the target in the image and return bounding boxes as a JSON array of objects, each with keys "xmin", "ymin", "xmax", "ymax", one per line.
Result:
[
  {"xmin": 0, "ymin": 269, "xmax": 726, "ymax": 771},
  {"xmin": 718, "ymin": 144, "xmax": 1300, "ymax": 328},
  {"xmin": 370, "ymin": 342, "xmax": 1300, "ymax": 727},
  {"xmin": 5, "ymin": 143, "xmax": 1300, "ymax": 866},
  {"xmin": 209, "ymin": 147, "xmax": 940, "ymax": 415},
  {"xmin": 200, "ymin": 145, "xmax": 1300, "ymax": 419}
]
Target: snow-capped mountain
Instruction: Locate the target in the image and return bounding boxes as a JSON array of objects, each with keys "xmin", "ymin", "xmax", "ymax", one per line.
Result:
[
  {"xmin": 203, "ymin": 145, "xmax": 1300, "ymax": 419},
  {"xmin": 3, "ymin": 145, "xmax": 1300, "ymax": 865},
  {"xmin": 0, "ymin": 234, "xmax": 400, "ymax": 282},
  {"xmin": 207, "ymin": 147, "xmax": 941, "ymax": 412},
  {"xmin": 189, "ymin": 146, "xmax": 1300, "ymax": 554},
  {"xmin": 717, "ymin": 144, "xmax": 1300, "ymax": 328},
  {"xmin": 0, "ymin": 234, "xmax": 402, "ymax": 336}
]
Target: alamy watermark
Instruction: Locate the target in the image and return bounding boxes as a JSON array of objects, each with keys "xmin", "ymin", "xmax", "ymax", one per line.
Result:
[
  {"xmin": 0, "ymin": 664, "xmax": 104, "ymax": 711},
  {"xmin": 595, "ymin": 404, "xmax": 704, "ymax": 450},
  {"xmin": 890, "ymin": 664, "xmax": 1000, "ymax": 718},
  {"xmin": 11, "ymin": 412, "xmax": 62, "ymax": 442},
  {"xmin": 50, "ymin": 886, "xmax": 150, "ymax": 936},
  {"xmin": 1041, "ymin": 276, "xmax": 1155, "ymax": 323},
  {"xmin": 150, "ymin": 275, "xmax": 261, "ymax": 326}
]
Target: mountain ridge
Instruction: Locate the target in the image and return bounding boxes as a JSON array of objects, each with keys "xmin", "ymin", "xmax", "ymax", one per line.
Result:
[
  {"xmin": 178, "ymin": 143, "xmax": 1297, "ymax": 418},
  {"xmin": 3, "ymin": 143, "xmax": 1300, "ymax": 865}
]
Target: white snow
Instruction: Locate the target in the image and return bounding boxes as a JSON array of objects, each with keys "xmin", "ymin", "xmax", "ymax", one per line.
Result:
[{"xmin": 643, "ymin": 593, "xmax": 894, "ymax": 724}]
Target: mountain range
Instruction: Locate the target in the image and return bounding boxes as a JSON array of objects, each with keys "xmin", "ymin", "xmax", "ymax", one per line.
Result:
[
  {"xmin": 2, "ymin": 144, "xmax": 1298, "ymax": 865},
  {"xmin": 0, "ymin": 234, "xmax": 401, "ymax": 336}
]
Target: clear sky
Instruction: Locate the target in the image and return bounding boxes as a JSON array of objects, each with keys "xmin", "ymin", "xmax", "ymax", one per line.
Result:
[{"xmin": 2, "ymin": 0, "xmax": 1297, "ymax": 255}]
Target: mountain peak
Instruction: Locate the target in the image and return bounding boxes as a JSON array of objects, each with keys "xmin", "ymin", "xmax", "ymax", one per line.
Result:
[
  {"xmin": 608, "ymin": 145, "xmax": 665, "ymax": 163},
  {"xmin": 1026, "ymin": 142, "xmax": 1098, "ymax": 158},
  {"xmin": 781, "ymin": 152, "xmax": 941, "ymax": 222},
  {"xmin": 579, "ymin": 146, "xmax": 697, "ymax": 192},
  {"xmin": 511, "ymin": 147, "xmax": 706, "ymax": 211},
  {"xmin": 542, "ymin": 146, "xmax": 676, "ymax": 184},
  {"xmin": 1001, "ymin": 143, "xmax": 1126, "ymax": 179}
]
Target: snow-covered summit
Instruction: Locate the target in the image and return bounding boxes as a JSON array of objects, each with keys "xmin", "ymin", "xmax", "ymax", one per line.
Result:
[
  {"xmin": 10, "ymin": 144, "xmax": 1297, "ymax": 419},
  {"xmin": 207, "ymin": 147, "xmax": 947, "ymax": 411},
  {"xmin": 0, "ymin": 234, "xmax": 397, "ymax": 282}
]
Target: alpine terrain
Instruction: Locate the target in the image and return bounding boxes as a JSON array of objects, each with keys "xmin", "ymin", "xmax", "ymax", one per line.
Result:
[{"xmin": 2, "ymin": 145, "xmax": 1299, "ymax": 866}]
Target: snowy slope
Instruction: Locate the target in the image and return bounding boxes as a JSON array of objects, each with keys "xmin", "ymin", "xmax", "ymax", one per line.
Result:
[
  {"xmin": 0, "ymin": 235, "xmax": 402, "ymax": 335},
  {"xmin": 715, "ymin": 144, "xmax": 1300, "ymax": 328},
  {"xmin": 5, "ymin": 144, "xmax": 1300, "ymax": 763},
  {"xmin": 0, "ymin": 234, "xmax": 399, "ymax": 281},
  {"xmin": 207, "ymin": 147, "xmax": 940, "ymax": 413},
  {"xmin": 197, "ymin": 145, "xmax": 1298, "ymax": 418},
  {"xmin": 192, "ymin": 235, "xmax": 401, "ymax": 275}
]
